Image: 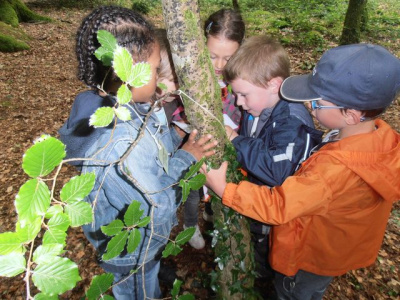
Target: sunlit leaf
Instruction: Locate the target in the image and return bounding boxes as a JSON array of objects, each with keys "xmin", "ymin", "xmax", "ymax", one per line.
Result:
[
  {"xmin": 115, "ymin": 106, "xmax": 132, "ymax": 122},
  {"xmin": 86, "ymin": 273, "xmax": 114, "ymax": 300},
  {"xmin": 158, "ymin": 82, "xmax": 168, "ymax": 92},
  {"xmin": 22, "ymin": 135, "xmax": 66, "ymax": 178},
  {"xmin": 175, "ymin": 227, "xmax": 195, "ymax": 245},
  {"xmin": 34, "ymin": 293, "xmax": 59, "ymax": 300},
  {"xmin": 127, "ymin": 228, "xmax": 141, "ymax": 253},
  {"xmin": 171, "ymin": 279, "xmax": 183, "ymax": 298},
  {"xmin": 113, "ymin": 46, "xmax": 134, "ymax": 83},
  {"xmin": 187, "ymin": 173, "xmax": 206, "ymax": 191},
  {"xmin": 116, "ymin": 84, "xmax": 132, "ymax": 105},
  {"xmin": 128, "ymin": 62, "xmax": 152, "ymax": 88},
  {"xmin": 0, "ymin": 232, "xmax": 24, "ymax": 255},
  {"xmin": 101, "ymin": 219, "xmax": 124, "ymax": 237},
  {"xmin": 124, "ymin": 201, "xmax": 144, "ymax": 227},
  {"xmin": 33, "ymin": 244, "xmax": 65, "ymax": 264},
  {"xmin": 47, "ymin": 213, "xmax": 70, "ymax": 232},
  {"xmin": 15, "ymin": 179, "xmax": 51, "ymax": 225},
  {"xmin": 89, "ymin": 107, "xmax": 115, "ymax": 128},
  {"xmin": 32, "ymin": 257, "xmax": 81, "ymax": 295},
  {"xmin": 0, "ymin": 253, "xmax": 26, "ymax": 277},
  {"xmin": 16, "ymin": 216, "xmax": 42, "ymax": 243},
  {"xmin": 136, "ymin": 216, "xmax": 150, "ymax": 228},
  {"xmin": 102, "ymin": 231, "xmax": 129, "ymax": 261},
  {"xmin": 60, "ymin": 173, "xmax": 95, "ymax": 204},
  {"xmin": 95, "ymin": 30, "xmax": 117, "ymax": 67},
  {"xmin": 45, "ymin": 205, "xmax": 63, "ymax": 219},
  {"xmin": 43, "ymin": 229, "xmax": 67, "ymax": 246},
  {"xmin": 64, "ymin": 201, "xmax": 93, "ymax": 227}
]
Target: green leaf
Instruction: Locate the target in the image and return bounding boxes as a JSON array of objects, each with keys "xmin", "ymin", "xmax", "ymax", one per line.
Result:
[
  {"xmin": 15, "ymin": 179, "xmax": 51, "ymax": 226},
  {"xmin": 113, "ymin": 46, "xmax": 134, "ymax": 83},
  {"xmin": 33, "ymin": 244, "xmax": 65, "ymax": 264},
  {"xmin": 171, "ymin": 279, "xmax": 182, "ymax": 298},
  {"xmin": 47, "ymin": 213, "xmax": 71, "ymax": 232},
  {"xmin": 16, "ymin": 216, "xmax": 42, "ymax": 243},
  {"xmin": 115, "ymin": 106, "xmax": 132, "ymax": 122},
  {"xmin": 101, "ymin": 219, "xmax": 124, "ymax": 237},
  {"xmin": 32, "ymin": 257, "xmax": 81, "ymax": 295},
  {"xmin": 178, "ymin": 294, "xmax": 195, "ymax": 300},
  {"xmin": 102, "ymin": 231, "xmax": 129, "ymax": 261},
  {"xmin": 86, "ymin": 273, "xmax": 114, "ymax": 300},
  {"xmin": 136, "ymin": 216, "xmax": 150, "ymax": 228},
  {"xmin": 158, "ymin": 82, "xmax": 168, "ymax": 92},
  {"xmin": 65, "ymin": 201, "xmax": 93, "ymax": 227},
  {"xmin": 127, "ymin": 228, "xmax": 141, "ymax": 253},
  {"xmin": 128, "ymin": 62, "xmax": 152, "ymax": 88},
  {"xmin": 116, "ymin": 84, "xmax": 132, "ymax": 105},
  {"xmin": 34, "ymin": 293, "xmax": 59, "ymax": 300},
  {"xmin": 95, "ymin": 30, "xmax": 117, "ymax": 67},
  {"xmin": 0, "ymin": 253, "xmax": 26, "ymax": 277},
  {"xmin": 124, "ymin": 201, "xmax": 144, "ymax": 227},
  {"xmin": 188, "ymin": 173, "xmax": 206, "ymax": 191},
  {"xmin": 45, "ymin": 205, "xmax": 63, "ymax": 219},
  {"xmin": 179, "ymin": 179, "xmax": 190, "ymax": 203},
  {"xmin": 22, "ymin": 135, "xmax": 66, "ymax": 178},
  {"xmin": 43, "ymin": 229, "xmax": 67, "ymax": 246},
  {"xmin": 183, "ymin": 158, "xmax": 205, "ymax": 180},
  {"xmin": 175, "ymin": 227, "xmax": 195, "ymax": 245},
  {"xmin": 89, "ymin": 107, "xmax": 115, "ymax": 128},
  {"xmin": 0, "ymin": 232, "xmax": 24, "ymax": 255},
  {"xmin": 162, "ymin": 242, "xmax": 182, "ymax": 258},
  {"xmin": 60, "ymin": 173, "xmax": 95, "ymax": 204}
]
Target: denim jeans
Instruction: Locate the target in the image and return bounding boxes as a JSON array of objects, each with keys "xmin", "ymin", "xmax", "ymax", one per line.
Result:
[
  {"xmin": 274, "ymin": 269, "xmax": 333, "ymax": 300},
  {"xmin": 102, "ymin": 259, "xmax": 161, "ymax": 300}
]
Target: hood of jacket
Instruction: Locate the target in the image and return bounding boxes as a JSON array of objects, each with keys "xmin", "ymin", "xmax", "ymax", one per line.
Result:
[{"xmin": 319, "ymin": 119, "xmax": 400, "ymax": 203}]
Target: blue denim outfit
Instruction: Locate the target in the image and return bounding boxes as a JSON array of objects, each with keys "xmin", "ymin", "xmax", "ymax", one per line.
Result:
[{"xmin": 60, "ymin": 91, "xmax": 196, "ymax": 299}]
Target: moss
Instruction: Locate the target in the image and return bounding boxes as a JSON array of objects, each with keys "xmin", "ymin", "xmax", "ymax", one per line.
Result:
[
  {"xmin": 0, "ymin": 0, "xmax": 19, "ymax": 27},
  {"xmin": 11, "ymin": 0, "xmax": 52, "ymax": 23},
  {"xmin": 0, "ymin": 33, "xmax": 29, "ymax": 51}
]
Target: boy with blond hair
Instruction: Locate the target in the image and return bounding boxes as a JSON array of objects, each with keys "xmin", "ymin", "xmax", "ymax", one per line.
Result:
[
  {"xmin": 204, "ymin": 43, "xmax": 400, "ymax": 299},
  {"xmin": 222, "ymin": 35, "xmax": 322, "ymax": 279}
]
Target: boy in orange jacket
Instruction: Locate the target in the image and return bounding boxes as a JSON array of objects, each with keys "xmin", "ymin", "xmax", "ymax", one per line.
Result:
[{"xmin": 203, "ymin": 44, "xmax": 400, "ymax": 299}]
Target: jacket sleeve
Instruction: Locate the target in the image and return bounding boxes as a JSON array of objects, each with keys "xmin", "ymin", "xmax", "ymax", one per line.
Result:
[
  {"xmin": 222, "ymin": 171, "xmax": 332, "ymax": 225},
  {"xmin": 232, "ymin": 117, "xmax": 313, "ymax": 186}
]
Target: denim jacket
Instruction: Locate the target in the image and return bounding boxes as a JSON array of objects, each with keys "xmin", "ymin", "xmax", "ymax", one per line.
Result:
[{"xmin": 60, "ymin": 91, "xmax": 196, "ymax": 268}]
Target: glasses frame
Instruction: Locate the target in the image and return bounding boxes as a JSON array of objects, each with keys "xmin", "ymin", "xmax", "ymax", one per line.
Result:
[{"xmin": 311, "ymin": 100, "xmax": 344, "ymax": 110}]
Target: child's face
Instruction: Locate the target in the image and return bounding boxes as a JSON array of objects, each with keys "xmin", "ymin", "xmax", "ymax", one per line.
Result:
[
  {"xmin": 310, "ymin": 99, "xmax": 346, "ymax": 129},
  {"xmin": 231, "ymin": 78, "xmax": 280, "ymax": 117},
  {"xmin": 132, "ymin": 42, "xmax": 161, "ymax": 103},
  {"xmin": 207, "ymin": 35, "xmax": 239, "ymax": 77}
]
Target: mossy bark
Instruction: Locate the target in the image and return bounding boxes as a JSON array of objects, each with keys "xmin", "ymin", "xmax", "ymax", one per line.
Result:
[
  {"xmin": 161, "ymin": 1, "xmax": 255, "ymax": 299},
  {"xmin": 340, "ymin": 0, "xmax": 368, "ymax": 45}
]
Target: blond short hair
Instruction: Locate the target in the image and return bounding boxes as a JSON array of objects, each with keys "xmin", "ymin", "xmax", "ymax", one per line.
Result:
[{"xmin": 223, "ymin": 36, "xmax": 290, "ymax": 88}]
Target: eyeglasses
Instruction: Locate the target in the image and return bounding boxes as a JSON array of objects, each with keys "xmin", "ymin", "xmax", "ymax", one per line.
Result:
[{"xmin": 311, "ymin": 100, "xmax": 344, "ymax": 110}]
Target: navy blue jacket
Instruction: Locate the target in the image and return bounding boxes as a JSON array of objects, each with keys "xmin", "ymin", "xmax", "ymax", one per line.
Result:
[{"xmin": 232, "ymin": 99, "xmax": 323, "ymax": 187}]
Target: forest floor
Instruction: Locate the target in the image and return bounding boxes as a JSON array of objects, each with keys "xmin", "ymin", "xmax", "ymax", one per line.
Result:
[{"xmin": 0, "ymin": 6, "xmax": 399, "ymax": 300}]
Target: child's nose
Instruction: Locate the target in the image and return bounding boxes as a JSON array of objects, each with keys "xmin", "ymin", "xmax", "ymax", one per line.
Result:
[{"xmin": 215, "ymin": 58, "xmax": 225, "ymax": 70}]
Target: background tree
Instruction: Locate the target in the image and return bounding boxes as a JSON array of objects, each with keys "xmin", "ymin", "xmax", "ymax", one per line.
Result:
[
  {"xmin": 340, "ymin": 0, "xmax": 368, "ymax": 45},
  {"xmin": 0, "ymin": 0, "xmax": 51, "ymax": 52},
  {"xmin": 161, "ymin": 0, "xmax": 255, "ymax": 299}
]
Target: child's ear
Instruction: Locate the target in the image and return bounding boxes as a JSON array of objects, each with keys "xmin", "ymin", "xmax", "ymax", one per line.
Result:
[
  {"xmin": 343, "ymin": 109, "xmax": 363, "ymax": 125},
  {"xmin": 268, "ymin": 77, "xmax": 283, "ymax": 93}
]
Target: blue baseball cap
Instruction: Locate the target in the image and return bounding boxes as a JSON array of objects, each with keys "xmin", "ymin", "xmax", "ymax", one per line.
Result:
[{"xmin": 280, "ymin": 44, "xmax": 400, "ymax": 110}]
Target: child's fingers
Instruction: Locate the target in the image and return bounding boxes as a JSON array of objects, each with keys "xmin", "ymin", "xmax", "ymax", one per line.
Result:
[{"xmin": 186, "ymin": 129, "xmax": 198, "ymax": 143}]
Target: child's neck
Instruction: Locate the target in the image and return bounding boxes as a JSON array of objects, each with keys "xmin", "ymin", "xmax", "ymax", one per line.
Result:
[{"xmin": 337, "ymin": 120, "xmax": 376, "ymax": 140}]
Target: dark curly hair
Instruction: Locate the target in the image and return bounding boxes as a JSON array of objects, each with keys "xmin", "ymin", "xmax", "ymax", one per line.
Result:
[
  {"xmin": 204, "ymin": 8, "xmax": 245, "ymax": 44},
  {"xmin": 76, "ymin": 5, "xmax": 156, "ymax": 89}
]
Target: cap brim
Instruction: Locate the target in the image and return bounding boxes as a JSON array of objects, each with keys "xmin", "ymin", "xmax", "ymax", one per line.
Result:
[{"xmin": 280, "ymin": 74, "xmax": 321, "ymax": 102}]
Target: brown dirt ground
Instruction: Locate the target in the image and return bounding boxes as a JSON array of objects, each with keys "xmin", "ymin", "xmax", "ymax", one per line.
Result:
[{"xmin": 0, "ymin": 5, "xmax": 399, "ymax": 300}]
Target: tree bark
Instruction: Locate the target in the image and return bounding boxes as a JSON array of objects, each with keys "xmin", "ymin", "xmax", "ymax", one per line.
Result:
[
  {"xmin": 161, "ymin": 1, "xmax": 255, "ymax": 299},
  {"xmin": 340, "ymin": 0, "xmax": 368, "ymax": 45},
  {"xmin": 232, "ymin": 0, "xmax": 240, "ymax": 11}
]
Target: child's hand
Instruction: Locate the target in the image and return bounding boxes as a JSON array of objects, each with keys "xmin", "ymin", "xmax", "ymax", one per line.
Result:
[
  {"xmin": 225, "ymin": 125, "xmax": 238, "ymax": 141},
  {"xmin": 181, "ymin": 129, "xmax": 217, "ymax": 161},
  {"xmin": 201, "ymin": 161, "xmax": 228, "ymax": 198}
]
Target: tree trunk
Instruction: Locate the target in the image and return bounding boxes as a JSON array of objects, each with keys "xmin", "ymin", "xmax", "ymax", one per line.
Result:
[
  {"xmin": 232, "ymin": 0, "xmax": 240, "ymax": 11},
  {"xmin": 161, "ymin": 1, "xmax": 255, "ymax": 299},
  {"xmin": 340, "ymin": 0, "xmax": 368, "ymax": 45}
]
